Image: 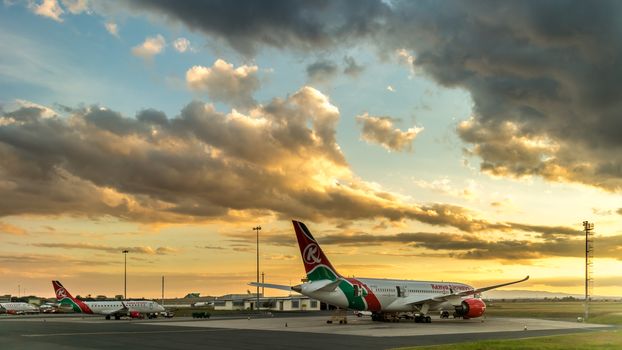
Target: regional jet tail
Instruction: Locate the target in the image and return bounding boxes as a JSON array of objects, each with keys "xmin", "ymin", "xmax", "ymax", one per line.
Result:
[
  {"xmin": 250, "ymin": 220, "xmax": 528, "ymax": 322},
  {"xmin": 52, "ymin": 280, "xmax": 165, "ymax": 320}
]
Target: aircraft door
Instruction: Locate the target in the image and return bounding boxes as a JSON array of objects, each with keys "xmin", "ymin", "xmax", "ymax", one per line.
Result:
[{"xmin": 353, "ymin": 285, "xmax": 361, "ymax": 297}]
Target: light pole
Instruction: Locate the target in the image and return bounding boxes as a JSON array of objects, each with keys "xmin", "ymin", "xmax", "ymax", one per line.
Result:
[
  {"xmin": 252, "ymin": 225, "xmax": 261, "ymax": 312},
  {"xmin": 122, "ymin": 250, "xmax": 129, "ymax": 299}
]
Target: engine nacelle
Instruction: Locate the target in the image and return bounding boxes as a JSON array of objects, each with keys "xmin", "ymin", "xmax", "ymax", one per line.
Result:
[
  {"xmin": 129, "ymin": 311, "xmax": 144, "ymax": 319},
  {"xmin": 453, "ymin": 298, "xmax": 486, "ymax": 319}
]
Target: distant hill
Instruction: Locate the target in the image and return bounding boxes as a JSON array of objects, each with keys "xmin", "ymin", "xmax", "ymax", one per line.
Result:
[{"xmin": 482, "ymin": 289, "xmax": 621, "ymax": 300}]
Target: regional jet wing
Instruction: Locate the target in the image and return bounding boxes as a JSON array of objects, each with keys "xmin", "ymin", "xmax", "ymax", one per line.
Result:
[{"xmin": 104, "ymin": 302, "xmax": 129, "ymax": 317}]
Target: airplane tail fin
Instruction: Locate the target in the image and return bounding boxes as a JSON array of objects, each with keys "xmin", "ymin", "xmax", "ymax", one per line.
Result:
[
  {"xmin": 292, "ymin": 220, "xmax": 340, "ymax": 281},
  {"xmin": 52, "ymin": 280, "xmax": 75, "ymax": 301},
  {"xmin": 52, "ymin": 280, "xmax": 92, "ymax": 314}
]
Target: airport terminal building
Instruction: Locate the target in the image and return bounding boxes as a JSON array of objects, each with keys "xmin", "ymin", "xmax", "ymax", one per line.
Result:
[
  {"xmin": 216, "ymin": 296, "xmax": 320, "ymax": 312},
  {"xmin": 163, "ymin": 293, "xmax": 321, "ymax": 312}
]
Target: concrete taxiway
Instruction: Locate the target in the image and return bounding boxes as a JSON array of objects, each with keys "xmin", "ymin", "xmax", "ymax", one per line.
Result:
[{"xmin": 0, "ymin": 313, "xmax": 612, "ymax": 350}]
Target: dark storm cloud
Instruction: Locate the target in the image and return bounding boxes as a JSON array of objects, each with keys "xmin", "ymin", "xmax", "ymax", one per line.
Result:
[
  {"xmin": 383, "ymin": 0, "xmax": 622, "ymax": 191},
  {"xmin": 505, "ymin": 223, "xmax": 581, "ymax": 239},
  {"xmin": 317, "ymin": 231, "xmax": 622, "ymax": 261},
  {"xmin": 306, "ymin": 59, "xmax": 338, "ymax": 82},
  {"xmin": 343, "ymin": 56, "xmax": 364, "ymax": 77},
  {"xmin": 126, "ymin": 0, "xmax": 390, "ymax": 56}
]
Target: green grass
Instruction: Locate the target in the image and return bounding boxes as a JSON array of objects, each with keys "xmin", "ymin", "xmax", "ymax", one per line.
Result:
[
  {"xmin": 396, "ymin": 330, "xmax": 622, "ymax": 350},
  {"xmin": 395, "ymin": 301, "xmax": 622, "ymax": 349},
  {"xmin": 484, "ymin": 301, "xmax": 622, "ymax": 324}
]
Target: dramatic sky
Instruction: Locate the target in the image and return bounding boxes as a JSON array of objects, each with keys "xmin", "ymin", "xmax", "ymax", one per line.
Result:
[{"xmin": 1, "ymin": 0, "xmax": 621, "ymax": 299}]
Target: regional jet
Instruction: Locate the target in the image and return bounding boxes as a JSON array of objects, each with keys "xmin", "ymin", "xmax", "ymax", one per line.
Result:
[
  {"xmin": 0, "ymin": 302, "xmax": 39, "ymax": 315},
  {"xmin": 251, "ymin": 220, "xmax": 528, "ymax": 322},
  {"xmin": 52, "ymin": 280, "xmax": 165, "ymax": 320}
]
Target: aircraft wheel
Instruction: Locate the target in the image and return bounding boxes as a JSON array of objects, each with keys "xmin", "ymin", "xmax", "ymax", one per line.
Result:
[
  {"xmin": 425, "ymin": 316, "xmax": 432, "ymax": 323},
  {"xmin": 114, "ymin": 315, "xmax": 121, "ymax": 320},
  {"xmin": 105, "ymin": 315, "xmax": 110, "ymax": 320}
]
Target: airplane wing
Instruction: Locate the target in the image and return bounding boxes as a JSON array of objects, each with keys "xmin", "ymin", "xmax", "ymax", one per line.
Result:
[
  {"xmin": 451, "ymin": 275, "xmax": 530, "ymax": 297},
  {"xmin": 248, "ymin": 282, "xmax": 297, "ymax": 292},
  {"xmin": 104, "ymin": 302, "xmax": 129, "ymax": 317},
  {"xmin": 404, "ymin": 276, "xmax": 530, "ymax": 306}
]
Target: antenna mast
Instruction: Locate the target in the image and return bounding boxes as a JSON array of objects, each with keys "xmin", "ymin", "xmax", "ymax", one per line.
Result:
[{"xmin": 582, "ymin": 221, "xmax": 594, "ymax": 321}]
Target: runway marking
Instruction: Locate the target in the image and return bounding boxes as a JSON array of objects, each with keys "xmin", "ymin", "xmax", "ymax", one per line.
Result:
[{"xmin": 22, "ymin": 329, "xmax": 231, "ymax": 337}]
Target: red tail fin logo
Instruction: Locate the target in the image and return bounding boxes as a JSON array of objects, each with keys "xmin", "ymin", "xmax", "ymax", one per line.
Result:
[
  {"xmin": 293, "ymin": 220, "xmax": 339, "ymax": 280},
  {"xmin": 56, "ymin": 286, "xmax": 68, "ymax": 300},
  {"xmin": 303, "ymin": 243, "xmax": 321, "ymax": 264}
]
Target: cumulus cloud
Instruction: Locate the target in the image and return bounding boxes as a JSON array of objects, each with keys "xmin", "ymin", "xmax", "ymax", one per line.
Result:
[
  {"xmin": 186, "ymin": 59, "xmax": 259, "ymax": 108},
  {"xmin": 306, "ymin": 59, "xmax": 338, "ymax": 83},
  {"xmin": 0, "ymin": 91, "xmax": 519, "ymax": 232},
  {"xmin": 61, "ymin": 0, "xmax": 88, "ymax": 14},
  {"xmin": 122, "ymin": 1, "xmax": 622, "ymax": 192},
  {"xmin": 131, "ymin": 34, "xmax": 165, "ymax": 61},
  {"xmin": 31, "ymin": 0, "xmax": 64, "ymax": 22},
  {"xmin": 105, "ymin": 21, "xmax": 118, "ymax": 37},
  {"xmin": 173, "ymin": 37, "xmax": 192, "ymax": 52},
  {"xmin": 356, "ymin": 113, "xmax": 423, "ymax": 152},
  {"xmin": 125, "ymin": 0, "xmax": 390, "ymax": 56}
]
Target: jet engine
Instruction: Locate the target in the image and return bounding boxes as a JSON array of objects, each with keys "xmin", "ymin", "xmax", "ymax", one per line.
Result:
[
  {"xmin": 453, "ymin": 298, "xmax": 486, "ymax": 319},
  {"xmin": 129, "ymin": 311, "xmax": 144, "ymax": 319}
]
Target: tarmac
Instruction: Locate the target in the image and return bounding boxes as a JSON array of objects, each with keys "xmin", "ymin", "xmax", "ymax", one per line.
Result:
[{"xmin": 0, "ymin": 313, "xmax": 612, "ymax": 350}]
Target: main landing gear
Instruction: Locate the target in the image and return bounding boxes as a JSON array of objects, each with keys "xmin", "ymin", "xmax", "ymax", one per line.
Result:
[
  {"xmin": 371, "ymin": 312, "xmax": 432, "ymax": 323},
  {"xmin": 414, "ymin": 315, "xmax": 432, "ymax": 323}
]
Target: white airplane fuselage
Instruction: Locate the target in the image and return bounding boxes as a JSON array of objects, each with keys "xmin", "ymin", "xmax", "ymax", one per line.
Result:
[
  {"xmin": 69, "ymin": 300, "xmax": 165, "ymax": 315},
  {"xmin": 0, "ymin": 302, "xmax": 39, "ymax": 314},
  {"xmin": 301, "ymin": 278, "xmax": 473, "ymax": 312},
  {"xmin": 251, "ymin": 221, "xmax": 528, "ymax": 321}
]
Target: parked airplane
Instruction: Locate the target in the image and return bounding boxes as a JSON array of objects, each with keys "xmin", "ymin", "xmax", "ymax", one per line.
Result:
[
  {"xmin": 251, "ymin": 220, "xmax": 529, "ymax": 322},
  {"xmin": 0, "ymin": 302, "xmax": 39, "ymax": 315},
  {"xmin": 52, "ymin": 280, "xmax": 165, "ymax": 320}
]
